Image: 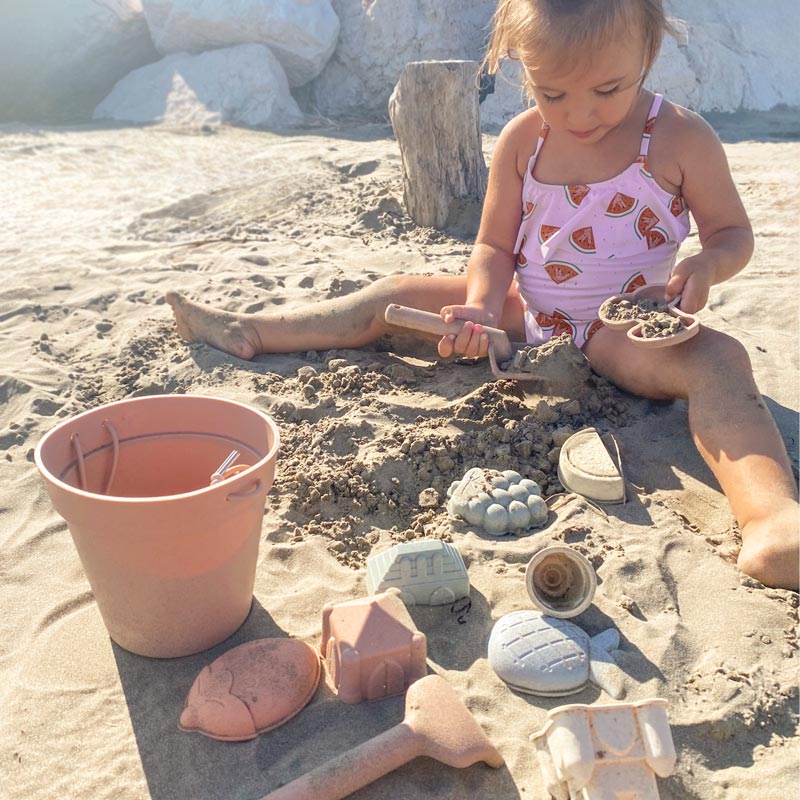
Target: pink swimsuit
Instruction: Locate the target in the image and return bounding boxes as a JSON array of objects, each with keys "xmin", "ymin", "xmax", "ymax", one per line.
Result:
[{"xmin": 513, "ymin": 93, "xmax": 691, "ymax": 347}]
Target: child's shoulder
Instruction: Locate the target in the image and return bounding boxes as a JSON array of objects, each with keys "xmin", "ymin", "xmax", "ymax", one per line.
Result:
[
  {"xmin": 655, "ymin": 98, "xmax": 721, "ymax": 149},
  {"xmin": 498, "ymin": 106, "xmax": 545, "ymax": 176},
  {"xmin": 500, "ymin": 105, "xmax": 544, "ymax": 143}
]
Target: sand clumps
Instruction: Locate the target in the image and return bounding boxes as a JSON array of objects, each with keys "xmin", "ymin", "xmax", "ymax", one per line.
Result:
[
  {"xmin": 504, "ymin": 334, "xmax": 594, "ymax": 383},
  {"xmin": 265, "ymin": 342, "xmax": 627, "ymax": 570},
  {"xmin": 599, "ymin": 297, "xmax": 685, "ymax": 339}
]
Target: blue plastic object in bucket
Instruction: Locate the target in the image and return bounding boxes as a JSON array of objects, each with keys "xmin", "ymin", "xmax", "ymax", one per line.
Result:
[{"xmin": 34, "ymin": 394, "xmax": 280, "ymax": 658}]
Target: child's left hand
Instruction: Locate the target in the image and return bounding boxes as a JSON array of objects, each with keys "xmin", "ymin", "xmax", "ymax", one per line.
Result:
[{"xmin": 665, "ymin": 253, "xmax": 716, "ymax": 313}]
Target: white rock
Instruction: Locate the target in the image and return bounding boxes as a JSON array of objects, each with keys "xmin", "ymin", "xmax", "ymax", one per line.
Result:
[
  {"xmin": 308, "ymin": 0, "xmax": 797, "ymax": 123},
  {"xmin": 307, "ymin": 0, "xmax": 491, "ymax": 117},
  {"xmin": 667, "ymin": 0, "xmax": 800, "ymax": 111},
  {"xmin": 141, "ymin": 0, "xmax": 339, "ymax": 87},
  {"xmin": 644, "ymin": 34, "xmax": 699, "ymax": 111},
  {"xmin": 0, "ymin": 0, "xmax": 158, "ymax": 122},
  {"xmin": 94, "ymin": 44, "xmax": 303, "ymax": 128},
  {"xmin": 480, "ymin": 60, "xmax": 528, "ymax": 132}
]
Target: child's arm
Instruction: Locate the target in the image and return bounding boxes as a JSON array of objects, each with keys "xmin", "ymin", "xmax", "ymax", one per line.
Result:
[
  {"xmin": 665, "ymin": 111, "xmax": 754, "ymax": 313},
  {"xmin": 438, "ymin": 114, "xmax": 528, "ymax": 357}
]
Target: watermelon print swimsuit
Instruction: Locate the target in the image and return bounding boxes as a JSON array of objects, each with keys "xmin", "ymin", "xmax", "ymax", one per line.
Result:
[{"xmin": 513, "ymin": 93, "xmax": 691, "ymax": 348}]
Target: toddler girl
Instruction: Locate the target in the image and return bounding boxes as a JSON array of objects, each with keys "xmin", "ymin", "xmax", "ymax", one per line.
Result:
[{"xmin": 166, "ymin": 0, "xmax": 799, "ymax": 589}]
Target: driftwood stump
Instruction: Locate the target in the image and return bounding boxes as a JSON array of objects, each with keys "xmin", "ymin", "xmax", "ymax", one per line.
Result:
[{"xmin": 389, "ymin": 60, "xmax": 487, "ymax": 229}]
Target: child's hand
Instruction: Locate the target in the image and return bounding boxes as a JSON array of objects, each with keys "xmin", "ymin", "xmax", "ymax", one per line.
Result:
[
  {"xmin": 665, "ymin": 253, "xmax": 717, "ymax": 313},
  {"xmin": 437, "ymin": 305, "xmax": 495, "ymax": 359}
]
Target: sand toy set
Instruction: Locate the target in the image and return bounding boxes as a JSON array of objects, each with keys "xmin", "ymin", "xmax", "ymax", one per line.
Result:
[{"xmin": 35, "ymin": 394, "xmax": 677, "ymax": 799}]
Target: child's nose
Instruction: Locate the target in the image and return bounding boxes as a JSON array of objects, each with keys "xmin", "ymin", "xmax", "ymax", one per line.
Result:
[{"xmin": 566, "ymin": 105, "xmax": 596, "ymax": 130}]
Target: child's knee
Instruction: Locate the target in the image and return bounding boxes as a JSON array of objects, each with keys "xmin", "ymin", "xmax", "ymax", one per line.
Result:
[
  {"xmin": 737, "ymin": 530, "xmax": 799, "ymax": 590},
  {"xmin": 686, "ymin": 329, "xmax": 752, "ymax": 379}
]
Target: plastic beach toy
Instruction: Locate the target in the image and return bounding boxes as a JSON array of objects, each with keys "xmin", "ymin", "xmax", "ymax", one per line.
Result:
[
  {"xmin": 34, "ymin": 394, "xmax": 280, "ymax": 658},
  {"xmin": 557, "ymin": 428, "xmax": 625, "ymax": 504},
  {"xmin": 385, "ymin": 303, "xmax": 550, "ymax": 382},
  {"xmin": 320, "ymin": 588, "xmax": 427, "ymax": 704},
  {"xmin": 526, "ymin": 544, "xmax": 597, "ymax": 618},
  {"xmin": 447, "ymin": 468, "xmax": 548, "ymax": 535},
  {"xmin": 599, "ymin": 282, "xmax": 699, "ymax": 348},
  {"xmin": 179, "ymin": 638, "xmax": 321, "ymax": 741},
  {"xmin": 366, "ymin": 539, "xmax": 469, "ymax": 606},
  {"xmin": 488, "ymin": 610, "xmax": 623, "ymax": 699},
  {"xmin": 531, "ymin": 698, "xmax": 676, "ymax": 799},
  {"xmin": 259, "ymin": 674, "xmax": 503, "ymax": 800}
]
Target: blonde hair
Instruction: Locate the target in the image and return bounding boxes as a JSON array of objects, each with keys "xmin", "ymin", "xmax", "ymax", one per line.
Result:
[{"xmin": 483, "ymin": 0, "xmax": 672, "ymax": 101}]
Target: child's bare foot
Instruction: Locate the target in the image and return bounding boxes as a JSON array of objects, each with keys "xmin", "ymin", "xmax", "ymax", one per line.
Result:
[
  {"xmin": 737, "ymin": 498, "xmax": 800, "ymax": 590},
  {"xmin": 165, "ymin": 291, "xmax": 262, "ymax": 360}
]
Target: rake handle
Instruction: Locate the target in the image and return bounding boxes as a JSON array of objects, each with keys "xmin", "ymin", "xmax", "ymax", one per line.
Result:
[
  {"xmin": 384, "ymin": 304, "xmax": 512, "ymax": 361},
  {"xmin": 260, "ymin": 723, "xmax": 420, "ymax": 800}
]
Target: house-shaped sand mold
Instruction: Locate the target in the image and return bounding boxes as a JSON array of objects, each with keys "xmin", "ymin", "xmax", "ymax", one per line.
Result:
[
  {"xmin": 320, "ymin": 588, "xmax": 427, "ymax": 704},
  {"xmin": 366, "ymin": 539, "xmax": 470, "ymax": 606}
]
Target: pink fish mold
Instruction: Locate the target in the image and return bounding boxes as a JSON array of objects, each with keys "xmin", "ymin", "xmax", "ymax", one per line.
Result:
[
  {"xmin": 320, "ymin": 588, "xmax": 427, "ymax": 704},
  {"xmin": 598, "ymin": 283, "xmax": 699, "ymax": 348},
  {"xmin": 531, "ymin": 698, "xmax": 676, "ymax": 799},
  {"xmin": 179, "ymin": 638, "xmax": 321, "ymax": 741}
]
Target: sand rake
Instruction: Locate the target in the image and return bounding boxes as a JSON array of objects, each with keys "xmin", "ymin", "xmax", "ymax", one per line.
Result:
[{"xmin": 260, "ymin": 674, "xmax": 503, "ymax": 800}]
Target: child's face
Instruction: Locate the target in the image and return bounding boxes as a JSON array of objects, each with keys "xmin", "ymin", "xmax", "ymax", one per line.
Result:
[{"xmin": 525, "ymin": 37, "xmax": 646, "ymax": 145}]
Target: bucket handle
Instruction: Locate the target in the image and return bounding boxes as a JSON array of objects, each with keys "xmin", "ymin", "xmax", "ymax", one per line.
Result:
[
  {"xmin": 71, "ymin": 420, "xmax": 120, "ymax": 495},
  {"xmin": 226, "ymin": 479, "xmax": 262, "ymax": 501}
]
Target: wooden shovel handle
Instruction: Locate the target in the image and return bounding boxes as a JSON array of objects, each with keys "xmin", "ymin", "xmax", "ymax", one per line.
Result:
[{"xmin": 384, "ymin": 304, "xmax": 510, "ymax": 350}]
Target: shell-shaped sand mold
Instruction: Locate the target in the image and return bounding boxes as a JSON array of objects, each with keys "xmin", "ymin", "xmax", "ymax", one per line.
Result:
[
  {"xmin": 179, "ymin": 638, "xmax": 321, "ymax": 741},
  {"xmin": 446, "ymin": 467, "xmax": 548, "ymax": 535}
]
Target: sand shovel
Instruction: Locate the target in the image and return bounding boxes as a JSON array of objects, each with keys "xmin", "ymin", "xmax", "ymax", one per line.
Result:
[
  {"xmin": 259, "ymin": 674, "xmax": 503, "ymax": 800},
  {"xmin": 385, "ymin": 303, "xmax": 543, "ymax": 381}
]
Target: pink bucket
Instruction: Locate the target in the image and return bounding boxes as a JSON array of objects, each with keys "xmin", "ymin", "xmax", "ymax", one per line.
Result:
[{"xmin": 34, "ymin": 395, "xmax": 280, "ymax": 658}]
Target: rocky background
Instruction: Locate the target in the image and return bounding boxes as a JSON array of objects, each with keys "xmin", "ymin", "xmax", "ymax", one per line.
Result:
[{"xmin": 1, "ymin": 0, "xmax": 798, "ymax": 128}]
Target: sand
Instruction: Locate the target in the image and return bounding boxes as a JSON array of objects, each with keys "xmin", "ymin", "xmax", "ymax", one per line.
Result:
[{"xmin": 0, "ymin": 112, "xmax": 798, "ymax": 799}]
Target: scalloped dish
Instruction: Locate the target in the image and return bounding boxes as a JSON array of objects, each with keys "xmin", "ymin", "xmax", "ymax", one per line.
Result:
[{"xmin": 599, "ymin": 283, "xmax": 699, "ymax": 348}]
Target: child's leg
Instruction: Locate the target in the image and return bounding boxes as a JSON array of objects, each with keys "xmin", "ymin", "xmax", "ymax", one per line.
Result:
[
  {"xmin": 166, "ymin": 275, "xmax": 527, "ymax": 359},
  {"xmin": 584, "ymin": 326, "xmax": 799, "ymax": 589}
]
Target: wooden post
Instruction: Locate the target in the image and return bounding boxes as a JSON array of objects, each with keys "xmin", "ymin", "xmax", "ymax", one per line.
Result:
[{"xmin": 388, "ymin": 60, "xmax": 487, "ymax": 229}]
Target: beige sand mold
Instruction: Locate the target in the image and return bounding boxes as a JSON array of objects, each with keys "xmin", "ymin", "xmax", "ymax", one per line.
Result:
[
  {"xmin": 260, "ymin": 674, "xmax": 503, "ymax": 800},
  {"xmin": 385, "ymin": 303, "xmax": 543, "ymax": 381},
  {"xmin": 531, "ymin": 698, "xmax": 676, "ymax": 799},
  {"xmin": 179, "ymin": 638, "xmax": 321, "ymax": 741},
  {"xmin": 599, "ymin": 283, "xmax": 700, "ymax": 348},
  {"xmin": 321, "ymin": 588, "xmax": 427, "ymax": 704},
  {"xmin": 558, "ymin": 427, "xmax": 625, "ymax": 504},
  {"xmin": 526, "ymin": 544, "xmax": 597, "ymax": 618}
]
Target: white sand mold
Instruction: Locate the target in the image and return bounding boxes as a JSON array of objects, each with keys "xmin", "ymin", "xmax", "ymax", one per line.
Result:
[
  {"xmin": 531, "ymin": 698, "xmax": 676, "ymax": 800},
  {"xmin": 557, "ymin": 428, "xmax": 625, "ymax": 503}
]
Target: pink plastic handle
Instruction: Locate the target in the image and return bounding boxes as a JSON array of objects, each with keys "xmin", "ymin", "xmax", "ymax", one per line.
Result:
[{"xmin": 226, "ymin": 479, "xmax": 262, "ymax": 501}]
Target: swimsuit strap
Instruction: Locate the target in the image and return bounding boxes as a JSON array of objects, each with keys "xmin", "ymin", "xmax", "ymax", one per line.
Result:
[
  {"xmin": 639, "ymin": 93, "xmax": 663, "ymax": 160},
  {"xmin": 529, "ymin": 122, "xmax": 550, "ymax": 174}
]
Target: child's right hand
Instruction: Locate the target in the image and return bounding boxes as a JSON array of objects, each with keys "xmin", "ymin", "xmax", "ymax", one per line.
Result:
[{"xmin": 437, "ymin": 305, "xmax": 496, "ymax": 359}]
